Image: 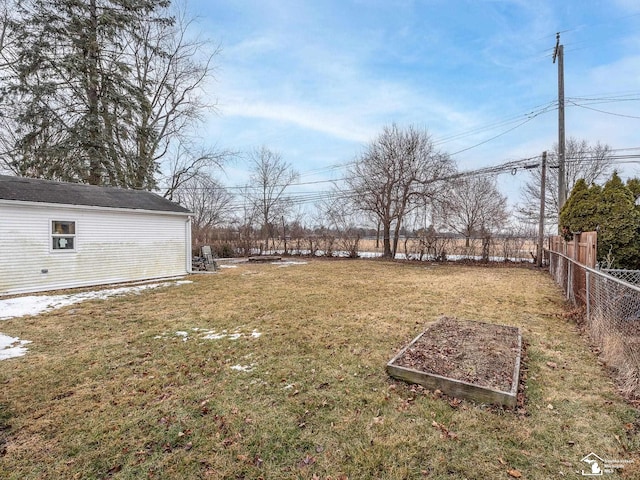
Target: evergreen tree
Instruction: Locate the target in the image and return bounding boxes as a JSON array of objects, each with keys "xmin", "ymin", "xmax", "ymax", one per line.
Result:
[
  {"xmin": 561, "ymin": 172, "xmax": 640, "ymax": 268},
  {"xmin": 559, "ymin": 179, "xmax": 601, "ymax": 238},
  {"xmin": 626, "ymin": 178, "xmax": 640, "ymax": 201},
  {"xmin": 597, "ymin": 172, "xmax": 640, "ymax": 268},
  {"xmin": 5, "ymin": 0, "xmax": 172, "ymax": 187}
]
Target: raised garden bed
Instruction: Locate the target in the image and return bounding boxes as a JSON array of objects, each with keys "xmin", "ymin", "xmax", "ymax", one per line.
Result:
[
  {"xmin": 248, "ymin": 255, "xmax": 282, "ymax": 262},
  {"xmin": 387, "ymin": 317, "xmax": 522, "ymax": 408}
]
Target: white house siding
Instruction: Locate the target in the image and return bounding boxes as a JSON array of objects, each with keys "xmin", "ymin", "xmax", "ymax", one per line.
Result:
[{"xmin": 0, "ymin": 201, "xmax": 190, "ymax": 295}]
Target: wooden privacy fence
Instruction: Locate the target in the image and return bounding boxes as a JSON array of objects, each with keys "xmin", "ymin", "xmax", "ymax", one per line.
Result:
[
  {"xmin": 549, "ymin": 231, "xmax": 597, "ymax": 269},
  {"xmin": 548, "ymin": 232, "xmax": 597, "ymax": 306}
]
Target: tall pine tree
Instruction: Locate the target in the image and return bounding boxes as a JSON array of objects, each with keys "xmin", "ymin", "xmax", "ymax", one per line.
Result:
[
  {"xmin": 597, "ymin": 172, "xmax": 640, "ymax": 268},
  {"xmin": 5, "ymin": 0, "xmax": 172, "ymax": 188},
  {"xmin": 560, "ymin": 172, "xmax": 640, "ymax": 268},
  {"xmin": 559, "ymin": 179, "xmax": 601, "ymax": 238}
]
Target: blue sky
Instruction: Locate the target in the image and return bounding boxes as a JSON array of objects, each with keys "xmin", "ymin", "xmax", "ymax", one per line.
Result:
[{"xmin": 187, "ymin": 0, "xmax": 640, "ymax": 210}]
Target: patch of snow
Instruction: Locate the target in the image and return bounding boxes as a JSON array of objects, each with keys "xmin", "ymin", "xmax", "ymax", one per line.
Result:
[
  {"xmin": 230, "ymin": 364, "xmax": 254, "ymax": 372},
  {"xmin": 0, "ymin": 280, "xmax": 189, "ymax": 321},
  {"xmin": 159, "ymin": 327, "xmax": 263, "ymax": 342},
  {"xmin": 175, "ymin": 331, "xmax": 189, "ymax": 341},
  {"xmin": 273, "ymin": 260, "xmax": 308, "ymax": 267},
  {"xmin": 218, "ymin": 265, "xmax": 238, "ymax": 269},
  {"xmin": 202, "ymin": 332, "xmax": 227, "ymax": 340},
  {"xmin": 0, "ymin": 333, "xmax": 32, "ymax": 360}
]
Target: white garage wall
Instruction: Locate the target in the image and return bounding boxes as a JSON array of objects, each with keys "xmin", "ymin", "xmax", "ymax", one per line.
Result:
[{"xmin": 0, "ymin": 201, "xmax": 190, "ymax": 295}]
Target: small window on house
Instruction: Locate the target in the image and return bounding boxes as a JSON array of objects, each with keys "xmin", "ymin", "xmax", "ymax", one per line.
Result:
[{"xmin": 52, "ymin": 221, "xmax": 76, "ymax": 251}]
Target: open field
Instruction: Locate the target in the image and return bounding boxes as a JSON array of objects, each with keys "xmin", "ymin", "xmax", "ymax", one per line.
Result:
[
  {"xmin": 246, "ymin": 236, "xmax": 538, "ymax": 262},
  {"xmin": 355, "ymin": 238, "xmax": 538, "ymax": 261},
  {"xmin": 1, "ymin": 259, "xmax": 638, "ymax": 479}
]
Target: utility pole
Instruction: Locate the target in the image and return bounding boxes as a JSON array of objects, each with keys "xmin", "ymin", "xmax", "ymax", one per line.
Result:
[
  {"xmin": 537, "ymin": 151, "xmax": 547, "ymax": 268},
  {"xmin": 553, "ymin": 32, "xmax": 566, "ymax": 212}
]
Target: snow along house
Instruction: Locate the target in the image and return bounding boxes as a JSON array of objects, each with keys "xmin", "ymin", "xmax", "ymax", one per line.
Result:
[{"xmin": 0, "ymin": 175, "xmax": 192, "ymax": 296}]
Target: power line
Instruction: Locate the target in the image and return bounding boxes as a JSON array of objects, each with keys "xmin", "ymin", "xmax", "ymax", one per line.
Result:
[
  {"xmin": 187, "ymin": 147, "xmax": 640, "ymax": 211},
  {"xmin": 449, "ymin": 116, "xmax": 541, "ymax": 156},
  {"xmin": 568, "ymin": 100, "xmax": 640, "ymax": 119},
  {"xmin": 432, "ymin": 101, "xmax": 558, "ymax": 148},
  {"xmin": 230, "ymin": 156, "xmax": 545, "ymax": 209},
  {"xmin": 167, "ymin": 148, "xmax": 640, "ymax": 195},
  {"xmin": 223, "ymin": 178, "xmax": 337, "ymax": 191},
  {"xmin": 217, "ymin": 91, "xmax": 637, "ymax": 190}
]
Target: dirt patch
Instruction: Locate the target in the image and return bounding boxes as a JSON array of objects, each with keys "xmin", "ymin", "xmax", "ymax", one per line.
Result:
[{"xmin": 391, "ymin": 317, "xmax": 520, "ymax": 393}]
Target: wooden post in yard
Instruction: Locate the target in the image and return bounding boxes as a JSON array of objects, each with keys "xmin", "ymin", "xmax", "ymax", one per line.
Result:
[{"xmin": 282, "ymin": 216, "xmax": 288, "ymax": 255}]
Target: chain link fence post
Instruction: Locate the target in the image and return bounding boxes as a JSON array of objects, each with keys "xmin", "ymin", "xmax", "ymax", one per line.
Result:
[{"xmin": 547, "ymin": 249, "xmax": 640, "ymax": 397}]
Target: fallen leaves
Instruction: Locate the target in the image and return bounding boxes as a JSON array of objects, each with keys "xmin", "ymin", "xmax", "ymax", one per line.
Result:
[
  {"xmin": 298, "ymin": 454, "xmax": 316, "ymax": 468},
  {"xmin": 431, "ymin": 420, "xmax": 458, "ymax": 440},
  {"xmin": 236, "ymin": 454, "xmax": 264, "ymax": 467},
  {"xmin": 106, "ymin": 464, "xmax": 122, "ymax": 475},
  {"xmin": 507, "ymin": 468, "xmax": 522, "ymax": 478}
]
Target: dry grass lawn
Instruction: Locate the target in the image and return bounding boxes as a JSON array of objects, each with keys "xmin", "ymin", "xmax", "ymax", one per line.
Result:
[{"xmin": 0, "ymin": 259, "xmax": 638, "ymax": 479}]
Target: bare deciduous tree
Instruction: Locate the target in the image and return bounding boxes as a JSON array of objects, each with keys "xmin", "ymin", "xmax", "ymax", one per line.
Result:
[
  {"xmin": 232, "ymin": 185, "xmax": 260, "ymax": 256},
  {"xmin": 162, "ymin": 145, "xmax": 232, "ymax": 202},
  {"xmin": 129, "ymin": 6, "xmax": 230, "ymax": 197},
  {"xmin": 247, "ymin": 146, "xmax": 299, "ymax": 248},
  {"xmin": 346, "ymin": 124, "xmax": 455, "ymax": 258},
  {"xmin": 0, "ymin": 1, "xmax": 16, "ymax": 67},
  {"xmin": 519, "ymin": 137, "xmax": 612, "ymax": 222},
  {"xmin": 440, "ymin": 176, "xmax": 509, "ymax": 247},
  {"xmin": 0, "ymin": 1, "xmax": 28, "ymax": 173},
  {"xmin": 319, "ymin": 194, "xmax": 363, "ymax": 258},
  {"xmin": 174, "ymin": 173, "xmax": 233, "ymax": 246}
]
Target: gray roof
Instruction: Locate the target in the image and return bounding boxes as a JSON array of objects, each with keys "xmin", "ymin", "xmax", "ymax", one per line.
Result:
[{"xmin": 0, "ymin": 175, "xmax": 191, "ymax": 214}]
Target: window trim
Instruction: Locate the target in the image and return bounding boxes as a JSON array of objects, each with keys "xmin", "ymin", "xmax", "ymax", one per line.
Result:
[{"xmin": 50, "ymin": 219, "xmax": 77, "ymax": 253}]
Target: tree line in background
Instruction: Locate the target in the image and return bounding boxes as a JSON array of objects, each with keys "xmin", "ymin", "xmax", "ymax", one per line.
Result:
[
  {"xmin": 0, "ymin": 1, "xmax": 634, "ymax": 267},
  {"xmin": 184, "ymin": 124, "xmax": 519, "ymax": 261},
  {"xmin": 184, "ymin": 127, "xmax": 631, "ymax": 267}
]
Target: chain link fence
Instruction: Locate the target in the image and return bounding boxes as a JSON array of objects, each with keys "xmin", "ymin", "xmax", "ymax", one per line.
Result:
[
  {"xmin": 548, "ymin": 250, "xmax": 640, "ymax": 398},
  {"xmin": 602, "ymin": 269, "xmax": 640, "ymax": 286}
]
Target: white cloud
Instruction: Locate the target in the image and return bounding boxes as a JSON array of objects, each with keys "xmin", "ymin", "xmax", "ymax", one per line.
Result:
[
  {"xmin": 611, "ymin": 0, "xmax": 640, "ymax": 14},
  {"xmin": 222, "ymin": 100, "xmax": 373, "ymax": 143}
]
